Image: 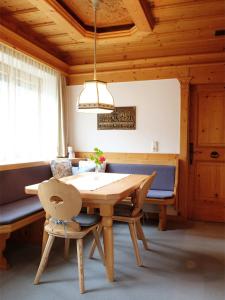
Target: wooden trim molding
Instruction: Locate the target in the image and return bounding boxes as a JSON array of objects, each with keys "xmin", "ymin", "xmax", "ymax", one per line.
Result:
[
  {"xmin": 0, "ymin": 24, "xmax": 69, "ymax": 74},
  {"xmin": 75, "ymin": 152, "xmax": 178, "ymax": 165},
  {"xmin": 0, "ymin": 161, "xmax": 50, "ymax": 171},
  {"xmin": 178, "ymin": 77, "xmax": 192, "ymax": 219},
  {"xmin": 68, "ymin": 52, "xmax": 225, "ymax": 75},
  {"xmin": 68, "ymin": 61, "xmax": 225, "ymax": 85}
]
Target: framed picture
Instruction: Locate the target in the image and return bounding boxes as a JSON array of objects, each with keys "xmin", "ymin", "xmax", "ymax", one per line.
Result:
[{"xmin": 97, "ymin": 106, "xmax": 136, "ymax": 130}]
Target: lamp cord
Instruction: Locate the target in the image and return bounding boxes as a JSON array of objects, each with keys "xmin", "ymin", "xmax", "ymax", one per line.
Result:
[{"xmin": 93, "ymin": 2, "xmax": 97, "ymax": 81}]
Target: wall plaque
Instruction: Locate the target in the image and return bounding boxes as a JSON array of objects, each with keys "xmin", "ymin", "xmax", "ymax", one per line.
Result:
[{"xmin": 97, "ymin": 106, "xmax": 136, "ymax": 130}]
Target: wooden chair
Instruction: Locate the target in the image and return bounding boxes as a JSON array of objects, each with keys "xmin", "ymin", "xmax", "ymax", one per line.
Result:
[
  {"xmin": 34, "ymin": 178, "xmax": 104, "ymax": 294},
  {"xmin": 89, "ymin": 172, "xmax": 156, "ymax": 266}
]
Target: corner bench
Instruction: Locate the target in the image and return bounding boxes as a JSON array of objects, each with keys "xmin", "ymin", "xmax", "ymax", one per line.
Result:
[
  {"xmin": 0, "ymin": 164, "xmax": 52, "ymax": 269},
  {"xmin": 105, "ymin": 160, "xmax": 179, "ymax": 230}
]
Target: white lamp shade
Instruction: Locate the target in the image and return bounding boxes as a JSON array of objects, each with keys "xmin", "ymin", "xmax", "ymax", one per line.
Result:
[{"xmin": 77, "ymin": 80, "xmax": 114, "ymax": 113}]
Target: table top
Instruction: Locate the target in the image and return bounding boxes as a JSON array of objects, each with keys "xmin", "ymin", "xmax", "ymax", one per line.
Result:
[{"xmin": 25, "ymin": 172, "xmax": 149, "ymax": 206}]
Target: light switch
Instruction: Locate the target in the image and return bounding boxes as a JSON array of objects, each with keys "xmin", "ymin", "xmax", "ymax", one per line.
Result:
[{"xmin": 152, "ymin": 141, "xmax": 158, "ymax": 152}]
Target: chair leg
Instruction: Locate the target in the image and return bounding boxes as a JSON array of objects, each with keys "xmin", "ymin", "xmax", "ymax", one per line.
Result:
[
  {"xmin": 34, "ymin": 234, "xmax": 55, "ymax": 285},
  {"xmin": 88, "ymin": 225, "xmax": 102, "ymax": 259},
  {"xmin": 128, "ymin": 223, "xmax": 142, "ymax": 266},
  {"xmin": 159, "ymin": 205, "xmax": 167, "ymax": 231},
  {"xmin": 136, "ymin": 220, "xmax": 149, "ymax": 250},
  {"xmin": 92, "ymin": 228, "xmax": 105, "ymax": 265},
  {"xmin": 76, "ymin": 239, "xmax": 85, "ymax": 294},
  {"xmin": 135, "ymin": 220, "xmax": 142, "ymax": 240},
  {"xmin": 64, "ymin": 238, "xmax": 70, "ymax": 260}
]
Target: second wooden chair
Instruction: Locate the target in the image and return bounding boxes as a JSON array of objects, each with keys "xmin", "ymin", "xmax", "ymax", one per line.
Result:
[{"xmin": 89, "ymin": 172, "xmax": 156, "ymax": 266}]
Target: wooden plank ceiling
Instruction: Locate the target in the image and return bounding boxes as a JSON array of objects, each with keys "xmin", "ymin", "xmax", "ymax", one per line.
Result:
[{"xmin": 0, "ymin": 0, "xmax": 224, "ymax": 69}]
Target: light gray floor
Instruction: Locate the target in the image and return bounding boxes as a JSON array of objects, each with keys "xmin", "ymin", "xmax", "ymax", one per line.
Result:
[{"xmin": 0, "ymin": 221, "xmax": 225, "ymax": 300}]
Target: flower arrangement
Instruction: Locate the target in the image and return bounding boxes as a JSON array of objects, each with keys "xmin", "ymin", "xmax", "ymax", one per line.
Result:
[{"xmin": 90, "ymin": 147, "xmax": 106, "ymax": 168}]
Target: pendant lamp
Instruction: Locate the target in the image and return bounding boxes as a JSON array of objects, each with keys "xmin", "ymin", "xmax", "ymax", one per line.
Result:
[{"xmin": 77, "ymin": 0, "xmax": 114, "ymax": 113}]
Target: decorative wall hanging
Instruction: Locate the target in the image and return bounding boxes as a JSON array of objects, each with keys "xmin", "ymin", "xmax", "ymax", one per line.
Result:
[{"xmin": 97, "ymin": 106, "xmax": 136, "ymax": 130}]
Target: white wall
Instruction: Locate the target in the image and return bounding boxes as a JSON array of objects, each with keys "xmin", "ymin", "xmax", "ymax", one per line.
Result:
[{"xmin": 67, "ymin": 79, "xmax": 180, "ymax": 154}]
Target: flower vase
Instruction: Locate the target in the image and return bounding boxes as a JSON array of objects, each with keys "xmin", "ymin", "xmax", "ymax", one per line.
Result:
[{"xmin": 95, "ymin": 164, "xmax": 100, "ymax": 173}]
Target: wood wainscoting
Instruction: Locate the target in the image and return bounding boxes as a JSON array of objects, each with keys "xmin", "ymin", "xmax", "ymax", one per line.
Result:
[{"xmin": 75, "ymin": 152, "xmax": 178, "ymax": 165}]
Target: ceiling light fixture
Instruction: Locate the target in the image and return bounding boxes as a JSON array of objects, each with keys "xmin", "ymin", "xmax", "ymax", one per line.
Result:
[{"xmin": 76, "ymin": 0, "xmax": 114, "ymax": 113}]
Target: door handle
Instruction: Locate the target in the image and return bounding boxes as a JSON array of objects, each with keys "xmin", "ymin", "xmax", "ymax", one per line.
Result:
[
  {"xmin": 210, "ymin": 151, "xmax": 219, "ymax": 159},
  {"xmin": 189, "ymin": 143, "xmax": 193, "ymax": 165}
]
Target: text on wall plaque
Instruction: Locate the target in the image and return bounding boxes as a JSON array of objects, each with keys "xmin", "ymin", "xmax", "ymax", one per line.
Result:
[{"xmin": 97, "ymin": 106, "xmax": 136, "ymax": 130}]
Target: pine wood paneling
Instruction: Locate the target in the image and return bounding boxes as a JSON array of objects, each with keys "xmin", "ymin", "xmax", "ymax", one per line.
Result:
[
  {"xmin": 189, "ymin": 84, "xmax": 225, "ymax": 222},
  {"xmin": 75, "ymin": 152, "xmax": 178, "ymax": 165},
  {"xmin": 0, "ymin": 25, "xmax": 69, "ymax": 73},
  {"xmin": 198, "ymin": 92, "xmax": 225, "ymax": 146},
  {"xmin": 0, "ymin": 0, "xmax": 224, "ymax": 67}
]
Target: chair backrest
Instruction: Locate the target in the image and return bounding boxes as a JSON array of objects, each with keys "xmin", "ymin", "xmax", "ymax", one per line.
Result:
[
  {"xmin": 131, "ymin": 172, "xmax": 157, "ymax": 217},
  {"xmin": 38, "ymin": 178, "xmax": 82, "ymax": 221}
]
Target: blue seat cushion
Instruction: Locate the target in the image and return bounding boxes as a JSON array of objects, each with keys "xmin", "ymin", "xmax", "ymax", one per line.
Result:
[
  {"xmin": 73, "ymin": 213, "xmax": 101, "ymax": 227},
  {"xmin": 0, "ymin": 196, "xmax": 43, "ymax": 225},
  {"xmin": 147, "ymin": 189, "xmax": 174, "ymax": 199}
]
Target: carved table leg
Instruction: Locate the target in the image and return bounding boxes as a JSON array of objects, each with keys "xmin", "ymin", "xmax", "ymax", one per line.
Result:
[
  {"xmin": 0, "ymin": 233, "xmax": 10, "ymax": 270},
  {"xmin": 100, "ymin": 205, "xmax": 114, "ymax": 282}
]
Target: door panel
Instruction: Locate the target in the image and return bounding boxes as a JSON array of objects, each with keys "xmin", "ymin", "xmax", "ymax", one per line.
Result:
[
  {"xmin": 198, "ymin": 93, "xmax": 225, "ymax": 145},
  {"xmin": 189, "ymin": 84, "xmax": 225, "ymax": 222}
]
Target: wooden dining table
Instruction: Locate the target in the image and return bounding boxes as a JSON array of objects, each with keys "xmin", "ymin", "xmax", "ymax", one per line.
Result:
[{"xmin": 25, "ymin": 172, "xmax": 149, "ymax": 282}]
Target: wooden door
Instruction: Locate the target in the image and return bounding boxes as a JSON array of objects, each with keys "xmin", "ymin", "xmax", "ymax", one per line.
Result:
[{"xmin": 189, "ymin": 84, "xmax": 225, "ymax": 222}]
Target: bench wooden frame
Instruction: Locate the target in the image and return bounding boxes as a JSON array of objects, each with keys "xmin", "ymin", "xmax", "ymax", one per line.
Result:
[
  {"xmin": 0, "ymin": 210, "xmax": 45, "ymax": 270},
  {"xmin": 145, "ymin": 159, "xmax": 179, "ymax": 230}
]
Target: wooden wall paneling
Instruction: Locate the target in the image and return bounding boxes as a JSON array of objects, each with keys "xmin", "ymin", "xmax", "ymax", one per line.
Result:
[
  {"xmin": 190, "ymin": 63, "xmax": 225, "ymax": 84},
  {"xmin": 75, "ymin": 152, "xmax": 178, "ymax": 165}
]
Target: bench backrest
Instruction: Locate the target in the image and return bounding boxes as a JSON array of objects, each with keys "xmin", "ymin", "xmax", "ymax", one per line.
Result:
[
  {"xmin": 0, "ymin": 165, "xmax": 52, "ymax": 205},
  {"xmin": 105, "ymin": 163, "xmax": 176, "ymax": 191}
]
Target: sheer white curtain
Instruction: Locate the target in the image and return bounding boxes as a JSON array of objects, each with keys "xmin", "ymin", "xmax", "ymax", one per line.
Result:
[{"xmin": 0, "ymin": 44, "xmax": 59, "ymax": 164}]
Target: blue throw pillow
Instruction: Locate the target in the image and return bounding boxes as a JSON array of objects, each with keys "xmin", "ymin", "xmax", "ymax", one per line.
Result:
[{"xmin": 72, "ymin": 166, "xmax": 95, "ymax": 175}]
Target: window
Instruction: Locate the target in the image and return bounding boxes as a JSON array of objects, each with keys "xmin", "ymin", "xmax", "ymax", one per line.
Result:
[{"xmin": 0, "ymin": 44, "xmax": 59, "ymax": 164}]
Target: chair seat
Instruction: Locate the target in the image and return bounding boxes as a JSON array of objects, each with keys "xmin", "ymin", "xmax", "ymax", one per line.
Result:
[
  {"xmin": 146, "ymin": 189, "xmax": 174, "ymax": 199},
  {"xmin": 73, "ymin": 213, "xmax": 101, "ymax": 227}
]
